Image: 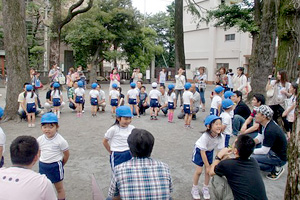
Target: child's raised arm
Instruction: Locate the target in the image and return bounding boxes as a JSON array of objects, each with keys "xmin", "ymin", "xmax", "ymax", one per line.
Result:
[
  {"xmin": 103, "ymin": 138, "xmax": 111, "ymax": 154},
  {"xmin": 62, "ymin": 150, "xmax": 70, "ymax": 166}
]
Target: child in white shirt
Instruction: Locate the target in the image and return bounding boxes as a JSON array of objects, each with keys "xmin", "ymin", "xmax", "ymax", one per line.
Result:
[
  {"xmin": 22, "ymin": 84, "xmax": 38, "ymax": 127},
  {"xmin": 167, "ymin": 84, "xmax": 176, "ymax": 123},
  {"xmin": 148, "ymin": 82, "xmax": 161, "ymax": 120},
  {"xmin": 127, "ymin": 82, "xmax": 140, "ymax": 118},
  {"xmin": 220, "ymin": 99, "xmax": 234, "ymax": 147},
  {"xmin": 89, "ymin": 83, "xmax": 100, "ymax": 117},
  {"xmin": 74, "ymin": 81, "xmax": 85, "ymax": 117},
  {"xmin": 210, "ymin": 86, "xmax": 224, "ymax": 116},
  {"xmin": 182, "ymin": 83, "xmax": 194, "ymax": 128},
  {"xmin": 109, "ymin": 83, "xmax": 120, "ymax": 117},
  {"xmin": 51, "ymin": 82, "xmax": 63, "ymax": 118}
]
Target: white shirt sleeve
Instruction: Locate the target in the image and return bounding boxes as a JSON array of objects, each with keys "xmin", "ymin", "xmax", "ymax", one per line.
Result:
[
  {"xmin": 217, "ymin": 134, "xmax": 225, "ymax": 150},
  {"xmin": 253, "ymin": 146, "xmax": 270, "ymax": 155},
  {"xmin": 254, "ymin": 133, "xmax": 264, "ymax": 144},
  {"xmin": 59, "ymin": 136, "xmax": 69, "ymax": 152},
  {"xmin": 196, "ymin": 135, "xmax": 208, "ymax": 151},
  {"xmin": 104, "ymin": 126, "xmax": 115, "ymax": 140}
]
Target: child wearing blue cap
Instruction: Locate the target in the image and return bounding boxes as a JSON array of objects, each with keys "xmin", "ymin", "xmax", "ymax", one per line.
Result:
[
  {"xmin": 103, "ymin": 106, "xmax": 135, "ymax": 171},
  {"xmin": 167, "ymin": 84, "xmax": 176, "ymax": 123},
  {"xmin": 74, "ymin": 80, "xmax": 85, "ymax": 117},
  {"xmin": 127, "ymin": 82, "xmax": 140, "ymax": 118},
  {"xmin": 89, "ymin": 83, "xmax": 100, "ymax": 117},
  {"xmin": 109, "ymin": 83, "xmax": 120, "ymax": 117},
  {"xmin": 191, "ymin": 115, "xmax": 225, "ymax": 200},
  {"xmin": 22, "ymin": 84, "xmax": 38, "ymax": 127},
  {"xmin": 51, "ymin": 82, "xmax": 63, "ymax": 118},
  {"xmin": 0, "ymin": 107, "xmax": 5, "ymax": 168},
  {"xmin": 37, "ymin": 113, "xmax": 69, "ymax": 200},
  {"xmin": 220, "ymin": 99, "xmax": 234, "ymax": 147},
  {"xmin": 148, "ymin": 82, "xmax": 161, "ymax": 120},
  {"xmin": 182, "ymin": 82, "xmax": 193, "ymax": 128},
  {"xmin": 210, "ymin": 86, "xmax": 224, "ymax": 116}
]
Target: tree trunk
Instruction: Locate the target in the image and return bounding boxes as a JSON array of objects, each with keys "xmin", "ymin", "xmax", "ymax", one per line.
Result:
[
  {"xmin": 276, "ymin": 0, "xmax": 300, "ymax": 82},
  {"xmin": 89, "ymin": 46, "xmax": 101, "ymax": 84},
  {"xmin": 175, "ymin": 0, "xmax": 185, "ymax": 70},
  {"xmin": 250, "ymin": 0, "xmax": 279, "ymax": 96},
  {"xmin": 114, "ymin": 43, "xmax": 118, "ymax": 69},
  {"xmin": 49, "ymin": 35, "xmax": 61, "ymax": 68},
  {"xmin": 2, "ymin": 0, "xmax": 30, "ymax": 120}
]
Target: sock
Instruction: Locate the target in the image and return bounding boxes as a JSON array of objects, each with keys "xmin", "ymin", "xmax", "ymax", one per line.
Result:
[
  {"xmin": 170, "ymin": 112, "xmax": 174, "ymax": 122},
  {"xmin": 203, "ymin": 184, "xmax": 209, "ymax": 188},
  {"xmin": 168, "ymin": 113, "xmax": 171, "ymax": 121}
]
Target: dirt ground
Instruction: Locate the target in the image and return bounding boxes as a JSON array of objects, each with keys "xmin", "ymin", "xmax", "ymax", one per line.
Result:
[{"xmin": 0, "ymin": 83, "xmax": 287, "ymax": 200}]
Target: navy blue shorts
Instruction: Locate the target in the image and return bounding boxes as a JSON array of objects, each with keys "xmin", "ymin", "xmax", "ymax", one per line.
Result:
[
  {"xmin": 26, "ymin": 103, "xmax": 36, "ymax": 113},
  {"xmin": 150, "ymin": 99, "xmax": 159, "ymax": 108},
  {"xmin": 0, "ymin": 156, "xmax": 4, "ymax": 168},
  {"xmin": 111, "ymin": 99, "xmax": 118, "ymax": 107},
  {"xmin": 110, "ymin": 150, "xmax": 132, "ymax": 170},
  {"xmin": 128, "ymin": 98, "xmax": 137, "ymax": 105},
  {"xmin": 224, "ymin": 134, "xmax": 230, "ymax": 147},
  {"xmin": 192, "ymin": 148, "xmax": 214, "ymax": 167},
  {"xmin": 183, "ymin": 104, "xmax": 191, "ymax": 114},
  {"xmin": 210, "ymin": 108, "xmax": 219, "ymax": 116},
  {"xmin": 168, "ymin": 102, "xmax": 174, "ymax": 109},
  {"xmin": 39, "ymin": 161, "xmax": 64, "ymax": 183},
  {"xmin": 75, "ymin": 96, "xmax": 84, "ymax": 104},
  {"xmin": 91, "ymin": 98, "xmax": 98, "ymax": 106},
  {"xmin": 52, "ymin": 98, "xmax": 61, "ymax": 107}
]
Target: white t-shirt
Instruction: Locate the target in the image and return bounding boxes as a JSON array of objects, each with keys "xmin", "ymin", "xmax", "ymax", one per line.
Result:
[
  {"xmin": 0, "ymin": 128, "xmax": 6, "ymax": 154},
  {"xmin": 104, "ymin": 125, "xmax": 135, "ymax": 152},
  {"xmin": 220, "ymin": 111, "xmax": 232, "ymax": 135},
  {"xmin": 149, "ymin": 89, "xmax": 161, "ymax": 100},
  {"xmin": 127, "ymin": 89, "xmax": 139, "ymax": 99},
  {"xmin": 168, "ymin": 92, "xmax": 176, "ymax": 103},
  {"xmin": 159, "ymin": 71, "xmax": 166, "ymax": 83},
  {"xmin": 109, "ymin": 90, "xmax": 120, "ymax": 99},
  {"xmin": 0, "ymin": 167, "xmax": 57, "ymax": 200},
  {"xmin": 51, "ymin": 90, "xmax": 61, "ymax": 99},
  {"xmin": 74, "ymin": 88, "xmax": 85, "ymax": 96},
  {"xmin": 193, "ymin": 92, "xmax": 201, "ymax": 108},
  {"xmin": 25, "ymin": 92, "xmax": 37, "ymax": 104},
  {"xmin": 89, "ymin": 89, "xmax": 100, "ymax": 98},
  {"xmin": 285, "ymin": 95, "xmax": 296, "ymax": 122},
  {"xmin": 270, "ymin": 80, "xmax": 291, "ymax": 100},
  {"xmin": 160, "ymin": 92, "xmax": 168, "ymax": 105},
  {"xmin": 227, "ymin": 74, "xmax": 234, "ymax": 88},
  {"xmin": 195, "ymin": 74, "xmax": 207, "ymax": 89},
  {"xmin": 18, "ymin": 92, "xmax": 25, "ymax": 111},
  {"xmin": 195, "ymin": 132, "xmax": 225, "ymax": 151},
  {"xmin": 99, "ymin": 90, "xmax": 106, "ymax": 101},
  {"xmin": 37, "ymin": 133, "xmax": 69, "ymax": 163},
  {"xmin": 182, "ymin": 90, "xmax": 193, "ymax": 105},
  {"xmin": 211, "ymin": 95, "xmax": 222, "ymax": 109},
  {"xmin": 175, "ymin": 75, "xmax": 186, "ymax": 90}
]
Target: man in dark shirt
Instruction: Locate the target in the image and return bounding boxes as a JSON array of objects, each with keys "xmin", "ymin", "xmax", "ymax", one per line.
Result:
[
  {"xmin": 232, "ymin": 90, "xmax": 251, "ymax": 135},
  {"xmin": 210, "ymin": 135, "xmax": 268, "ymax": 200},
  {"xmin": 252, "ymin": 105, "xmax": 287, "ymax": 180}
]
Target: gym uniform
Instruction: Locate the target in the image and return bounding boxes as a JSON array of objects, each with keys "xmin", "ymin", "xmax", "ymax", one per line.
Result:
[
  {"xmin": 220, "ymin": 111, "xmax": 232, "ymax": 147},
  {"xmin": 167, "ymin": 92, "xmax": 176, "ymax": 109},
  {"xmin": 74, "ymin": 88, "xmax": 85, "ymax": 104},
  {"xmin": 182, "ymin": 90, "xmax": 193, "ymax": 114},
  {"xmin": 210, "ymin": 95, "xmax": 222, "ymax": 116},
  {"xmin": 51, "ymin": 90, "xmax": 61, "ymax": 107},
  {"xmin": 149, "ymin": 89, "xmax": 161, "ymax": 108},
  {"xmin": 109, "ymin": 90, "xmax": 120, "ymax": 106},
  {"xmin": 25, "ymin": 92, "xmax": 37, "ymax": 113},
  {"xmin": 127, "ymin": 89, "xmax": 139, "ymax": 105},
  {"xmin": 89, "ymin": 89, "xmax": 100, "ymax": 106}
]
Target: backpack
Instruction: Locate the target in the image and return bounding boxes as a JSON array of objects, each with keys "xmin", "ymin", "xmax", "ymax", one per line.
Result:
[{"xmin": 34, "ymin": 78, "xmax": 43, "ymax": 89}]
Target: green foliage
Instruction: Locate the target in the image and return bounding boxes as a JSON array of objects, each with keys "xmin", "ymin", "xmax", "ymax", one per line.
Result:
[{"xmin": 29, "ymin": 46, "xmax": 45, "ymax": 69}]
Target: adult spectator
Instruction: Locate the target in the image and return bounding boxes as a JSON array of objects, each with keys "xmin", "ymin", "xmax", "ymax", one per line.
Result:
[
  {"xmin": 231, "ymin": 90, "xmax": 251, "ymax": 135},
  {"xmin": 68, "ymin": 81, "xmax": 79, "ymax": 111},
  {"xmin": 109, "ymin": 68, "xmax": 120, "ymax": 90},
  {"xmin": 233, "ymin": 67, "xmax": 247, "ymax": 99},
  {"xmin": 45, "ymin": 82, "xmax": 65, "ymax": 112},
  {"xmin": 252, "ymin": 105, "xmax": 287, "ymax": 180},
  {"xmin": 0, "ymin": 136, "xmax": 56, "ymax": 200},
  {"xmin": 194, "ymin": 66, "xmax": 207, "ymax": 112},
  {"xmin": 136, "ymin": 80, "xmax": 143, "ymax": 93},
  {"xmin": 72, "ymin": 66, "xmax": 82, "ymax": 82},
  {"xmin": 18, "ymin": 83, "xmax": 40, "ymax": 120},
  {"xmin": 30, "ymin": 68, "xmax": 42, "ymax": 108},
  {"xmin": 48, "ymin": 64, "xmax": 59, "ymax": 83},
  {"xmin": 97, "ymin": 84, "xmax": 106, "ymax": 112},
  {"xmin": 107, "ymin": 129, "xmax": 173, "ymax": 200},
  {"xmin": 177, "ymin": 84, "xmax": 200, "ymax": 120},
  {"xmin": 159, "ymin": 68, "xmax": 167, "ymax": 86},
  {"xmin": 66, "ymin": 67, "xmax": 75, "ymax": 90},
  {"xmin": 159, "ymin": 85, "xmax": 168, "ymax": 115},
  {"xmin": 131, "ymin": 68, "xmax": 143, "ymax": 84},
  {"xmin": 215, "ymin": 67, "xmax": 228, "ymax": 90},
  {"xmin": 266, "ymin": 70, "xmax": 290, "ymax": 132},
  {"xmin": 209, "ymin": 135, "xmax": 267, "ymax": 200},
  {"xmin": 175, "ymin": 68, "xmax": 186, "ymax": 107}
]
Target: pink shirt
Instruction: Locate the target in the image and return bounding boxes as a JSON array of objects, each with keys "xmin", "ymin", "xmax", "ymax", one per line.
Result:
[
  {"xmin": 0, "ymin": 167, "xmax": 56, "ymax": 200},
  {"xmin": 110, "ymin": 73, "xmax": 120, "ymax": 82}
]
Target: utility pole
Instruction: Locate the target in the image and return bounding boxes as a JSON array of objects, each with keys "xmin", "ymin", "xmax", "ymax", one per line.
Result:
[{"xmin": 43, "ymin": 0, "xmax": 49, "ymax": 73}]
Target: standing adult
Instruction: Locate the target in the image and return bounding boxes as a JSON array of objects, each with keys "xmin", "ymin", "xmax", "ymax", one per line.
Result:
[
  {"xmin": 48, "ymin": 64, "xmax": 59, "ymax": 84},
  {"xmin": 266, "ymin": 70, "xmax": 290, "ymax": 132},
  {"xmin": 175, "ymin": 68, "xmax": 186, "ymax": 107},
  {"xmin": 252, "ymin": 105, "xmax": 287, "ymax": 180},
  {"xmin": 215, "ymin": 67, "xmax": 228, "ymax": 87},
  {"xmin": 66, "ymin": 67, "xmax": 75, "ymax": 90},
  {"xmin": 109, "ymin": 68, "xmax": 120, "ymax": 90},
  {"xmin": 194, "ymin": 66, "xmax": 207, "ymax": 112},
  {"xmin": 30, "ymin": 68, "xmax": 42, "ymax": 108},
  {"xmin": 131, "ymin": 68, "xmax": 143, "ymax": 84},
  {"xmin": 233, "ymin": 67, "xmax": 247, "ymax": 99},
  {"xmin": 159, "ymin": 68, "xmax": 167, "ymax": 86}
]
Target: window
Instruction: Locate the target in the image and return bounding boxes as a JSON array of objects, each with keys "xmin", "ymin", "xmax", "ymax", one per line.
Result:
[
  {"xmin": 225, "ymin": 34, "xmax": 235, "ymax": 41},
  {"xmin": 216, "ymin": 63, "xmax": 229, "ymax": 71},
  {"xmin": 185, "ymin": 64, "xmax": 191, "ymax": 70}
]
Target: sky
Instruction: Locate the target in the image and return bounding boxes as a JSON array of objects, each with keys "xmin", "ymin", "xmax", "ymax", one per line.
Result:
[{"xmin": 132, "ymin": 0, "xmax": 173, "ymax": 14}]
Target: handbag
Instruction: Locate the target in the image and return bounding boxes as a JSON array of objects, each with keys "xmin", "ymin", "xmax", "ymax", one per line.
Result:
[
  {"xmin": 34, "ymin": 79, "xmax": 43, "ymax": 89},
  {"xmin": 58, "ymin": 74, "xmax": 66, "ymax": 84},
  {"xmin": 266, "ymin": 87, "xmax": 274, "ymax": 98}
]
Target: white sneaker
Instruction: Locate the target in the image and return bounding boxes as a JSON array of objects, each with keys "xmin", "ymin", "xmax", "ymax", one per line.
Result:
[
  {"xmin": 191, "ymin": 186, "xmax": 201, "ymax": 199},
  {"xmin": 28, "ymin": 124, "xmax": 32, "ymax": 128},
  {"xmin": 31, "ymin": 124, "xmax": 35, "ymax": 128},
  {"xmin": 202, "ymin": 186, "xmax": 210, "ymax": 200}
]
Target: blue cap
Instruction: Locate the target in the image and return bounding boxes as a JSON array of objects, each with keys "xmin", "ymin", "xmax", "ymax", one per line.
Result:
[
  {"xmin": 26, "ymin": 85, "xmax": 33, "ymax": 91},
  {"xmin": 214, "ymin": 86, "xmax": 225, "ymax": 94},
  {"xmin": 222, "ymin": 99, "xmax": 234, "ymax": 109},
  {"xmin": 116, "ymin": 106, "xmax": 133, "ymax": 117},
  {"xmin": 53, "ymin": 82, "xmax": 60, "ymax": 88},
  {"xmin": 204, "ymin": 115, "xmax": 221, "ymax": 126},
  {"xmin": 78, "ymin": 81, "xmax": 84, "ymax": 87},
  {"xmin": 41, "ymin": 113, "xmax": 58, "ymax": 124},
  {"xmin": 184, "ymin": 82, "xmax": 192, "ymax": 90},
  {"xmin": 112, "ymin": 83, "xmax": 118, "ymax": 89},
  {"xmin": 130, "ymin": 82, "xmax": 136, "ymax": 88},
  {"xmin": 0, "ymin": 107, "xmax": 4, "ymax": 118},
  {"xmin": 91, "ymin": 83, "xmax": 98, "ymax": 89},
  {"xmin": 168, "ymin": 84, "xmax": 175, "ymax": 90},
  {"xmin": 224, "ymin": 91, "xmax": 234, "ymax": 99}
]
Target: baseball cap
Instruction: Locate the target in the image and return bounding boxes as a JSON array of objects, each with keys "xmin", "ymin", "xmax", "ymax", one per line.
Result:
[
  {"xmin": 224, "ymin": 91, "xmax": 234, "ymax": 99},
  {"xmin": 204, "ymin": 115, "xmax": 221, "ymax": 126},
  {"xmin": 214, "ymin": 86, "xmax": 225, "ymax": 94},
  {"xmin": 222, "ymin": 99, "xmax": 234, "ymax": 109}
]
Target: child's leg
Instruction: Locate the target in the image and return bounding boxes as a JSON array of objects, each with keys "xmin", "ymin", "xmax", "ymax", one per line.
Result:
[
  {"xmin": 170, "ymin": 110, "xmax": 174, "ymax": 121},
  {"xmin": 193, "ymin": 165, "xmax": 203, "ymax": 186},
  {"xmin": 54, "ymin": 180, "xmax": 65, "ymax": 199},
  {"xmin": 31, "ymin": 113, "xmax": 35, "ymax": 124},
  {"xmin": 204, "ymin": 165, "xmax": 211, "ymax": 186},
  {"xmin": 150, "ymin": 107, "xmax": 153, "ymax": 116},
  {"xmin": 184, "ymin": 113, "xmax": 188, "ymax": 125},
  {"xmin": 154, "ymin": 107, "xmax": 158, "ymax": 116},
  {"xmin": 79, "ymin": 104, "xmax": 83, "ymax": 113},
  {"xmin": 188, "ymin": 114, "xmax": 192, "ymax": 125},
  {"xmin": 76, "ymin": 103, "xmax": 80, "ymax": 113},
  {"xmin": 135, "ymin": 105, "xmax": 139, "ymax": 116},
  {"xmin": 27, "ymin": 112, "xmax": 31, "ymax": 124}
]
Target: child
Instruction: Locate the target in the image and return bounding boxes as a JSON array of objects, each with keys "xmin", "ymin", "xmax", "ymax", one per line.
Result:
[
  {"xmin": 167, "ymin": 84, "xmax": 176, "ymax": 123},
  {"xmin": 118, "ymin": 87, "xmax": 125, "ymax": 107},
  {"xmin": 191, "ymin": 115, "xmax": 225, "ymax": 200},
  {"xmin": 182, "ymin": 82, "xmax": 193, "ymax": 128},
  {"xmin": 109, "ymin": 83, "xmax": 120, "ymax": 117},
  {"xmin": 148, "ymin": 82, "xmax": 161, "ymax": 120},
  {"xmin": 51, "ymin": 82, "xmax": 63, "ymax": 118},
  {"xmin": 74, "ymin": 80, "xmax": 85, "ymax": 117},
  {"xmin": 89, "ymin": 83, "xmax": 100, "ymax": 117},
  {"xmin": 220, "ymin": 99, "xmax": 234, "ymax": 147},
  {"xmin": 282, "ymin": 82, "xmax": 297, "ymax": 140},
  {"xmin": 102, "ymin": 106, "xmax": 135, "ymax": 170},
  {"xmin": 127, "ymin": 82, "xmax": 140, "ymax": 118},
  {"xmin": 22, "ymin": 84, "xmax": 38, "ymax": 127},
  {"xmin": 0, "ymin": 107, "xmax": 5, "ymax": 168},
  {"xmin": 38, "ymin": 113, "xmax": 69, "ymax": 200},
  {"xmin": 138, "ymin": 86, "xmax": 149, "ymax": 115},
  {"xmin": 210, "ymin": 86, "xmax": 224, "ymax": 116}
]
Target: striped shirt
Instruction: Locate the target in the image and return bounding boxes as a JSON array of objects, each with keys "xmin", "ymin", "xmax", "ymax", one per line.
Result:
[{"xmin": 108, "ymin": 157, "xmax": 173, "ymax": 199}]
